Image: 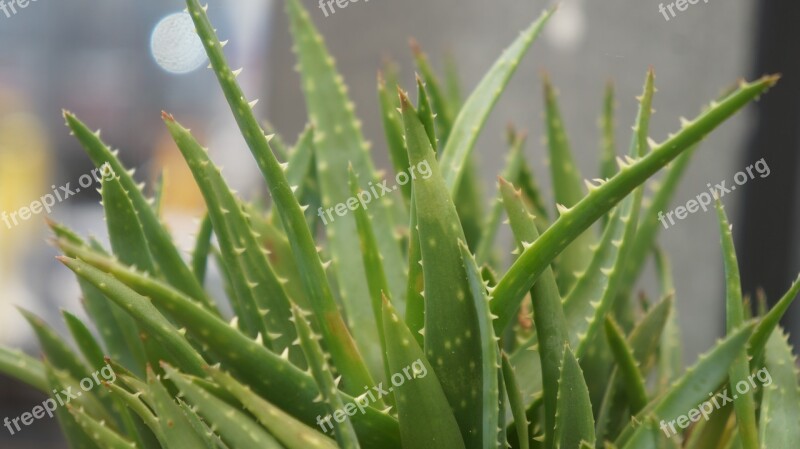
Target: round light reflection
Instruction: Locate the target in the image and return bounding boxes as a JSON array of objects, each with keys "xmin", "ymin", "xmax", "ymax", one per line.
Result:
[{"xmin": 150, "ymin": 12, "xmax": 208, "ymax": 74}]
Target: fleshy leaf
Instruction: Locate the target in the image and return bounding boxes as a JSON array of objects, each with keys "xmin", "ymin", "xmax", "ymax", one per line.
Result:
[
  {"xmin": 399, "ymin": 89, "xmax": 483, "ymax": 447},
  {"xmin": 501, "ymin": 353, "xmax": 529, "ymax": 449},
  {"xmin": 63, "ymin": 112, "xmax": 215, "ymax": 313},
  {"xmin": 475, "ymin": 127, "xmax": 527, "ymax": 265},
  {"xmin": 382, "ymin": 296, "xmax": 466, "ymax": 449},
  {"xmin": 282, "ymin": 0, "xmax": 407, "ymax": 369},
  {"xmin": 714, "ymin": 198, "xmax": 758, "ymax": 449},
  {"xmin": 290, "ymin": 304, "xmax": 361, "ymax": 449},
  {"xmin": 459, "ymin": 241, "xmax": 500, "ymax": 449},
  {"xmin": 68, "ymin": 405, "xmax": 137, "ymax": 449},
  {"xmin": 553, "ymin": 346, "xmax": 595, "ymax": 449},
  {"xmin": 499, "ymin": 177, "xmax": 568, "ymax": 449},
  {"xmin": 616, "ymin": 323, "xmax": 755, "ymax": 449},
  {"xmin": 164, "ymin": 114, "xmax": 301, "ymax": 362},
  {"xmin": 206, "ymin": 365, "xmax": 338, "ymax": 449},
  {"xmin": 490, "ymin": 75, "xmax": 779, "ymax": 331},
  {"xmin": 0, "ymin": 346, "xmax": 47, "ymax": 391},
  {"xmin": 145, "ymin": 366, "xmax": 211, "ymax": 449},
  {"xmin": 604, "ymin": 316, "xmax": 648, "ymax": 412},
  {"xmin": 758, "ymin": 328, "xmax": 800, "ymax": 449},
  {"xmin": 439, "ymin": 7, "xmax": 554, "ymax": 194},
  {"xmin": 57, "ymin": 256, "xmax": 206, "ymax": 377},
  {"xmin": 185, "ymin": 0, "xmax": 378, "ymax": 392},
  {"xmin": 378, "ymin": 71, "xmax": 411, "ymax": 203},
  {"xmin": 191, "ymin": 214, "xmax": 213, "ymax": 284},
  {"xmin": 542, "ymin": 73, "xmax": 593, "ymax": 292},
  {"xmin": 161, "ymin": 364, "xmax": 284, "ymax": 449},
  {"xmin": 64, "ymin": 248, "xmax": 402, "ymax": 447}
]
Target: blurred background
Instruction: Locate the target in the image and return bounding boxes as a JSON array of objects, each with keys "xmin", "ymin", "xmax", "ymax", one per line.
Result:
[{"xmin": 1, "ymin": 0, "xmax": 797, "ymax": 446}]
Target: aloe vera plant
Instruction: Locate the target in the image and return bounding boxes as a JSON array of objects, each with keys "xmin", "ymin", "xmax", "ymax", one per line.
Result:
[{"xmin": 2, "ymin": 1, "xmax": 799, "ymax": 449}]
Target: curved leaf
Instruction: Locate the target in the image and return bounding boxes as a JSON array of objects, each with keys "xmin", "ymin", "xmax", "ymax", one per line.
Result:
[{"xmin": 491, "ymin": 75, "xmax": 779, "ymax": 331}]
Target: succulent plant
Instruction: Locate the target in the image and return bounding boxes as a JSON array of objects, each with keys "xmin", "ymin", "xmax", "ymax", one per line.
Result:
[{"xmin": 1, "ymin": 1, "xmax": 798, "ymax": 448}]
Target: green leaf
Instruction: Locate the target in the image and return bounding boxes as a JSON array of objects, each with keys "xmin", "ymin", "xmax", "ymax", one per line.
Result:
[
  {"xmin": 101, "ymin": 170, "xmax": 176, "ymax": 376},
  {"xmin": 0, "ymin": 346, "xmax": 47, "ymax": 391},
  {"xmin": 164, "ymin": 114, "xmax": 301, "ymax": 363},
  {"xmin": 282, "ymin": 0, "xmax": 407, "ymax": 368},
  {"xmin": 618, "ymin": 148, "xmax": 695, "ymax": 301},
  {"xmin": 571, "ymin": 74, "xmax": 654, "ymax": 413},
  {"xmin": 262, "ymin": 119, "xmax": 290, "ymax": 161},
  {"xmin": 416, "ymin": 74, "xmax": 439, "ymax": 153},
  {"xmin": 145, "ymin": 366, "xmax": 212, "ymax": 449},
  {"xmin": 758, "ymin": 328, "xmax": 800, "ymax": 449},
  {"xmin": 517, "ymin": 155, "xmax": 550, "ymax": 225},
  {"xmin": 348, "ymin": 165, "xmax": 392, "ymax": 377},
  {"xmin": 63, "ymin": 112, "xmax": 216, "ymax": 314},
  {"xmin": 542, "ymin": 73, "xmax": 593, "ymax": 293},
  {"xmin": 499, "ymin": 177, "xmax": 567, "ymax": 449},
  {"xmin": 502, "ymin": 353, "xmax": 530, "ymax": 449},
  {"xmin": 404, "ymin": 189, "xmax": 425, "ymax": 347},
  {"xmin": 50, "ymin": 222, "xmax": 147, "ymax": 374},
  {"xmin": 101, "ymin": 171, "xmax": 157, "ymax": 274},
  {"xmin": 20, "ymin": 308, "xmax": 93, "ymax": 384},
  {"xmin": 475, "ymin": 127, "xmax": 526, "ymax": 265},
  {"xmin": 285, "ymin": 123, "xmax": 315, "ymax": 198},
  {"xmin": 287, "ymin": 124, "xmax": 323, "ymax": 230},
  {"xmin": 599, "ymin": 80, "xmax": 618, "ymax": 182},
  {"xmin": 378, "ymin": 71, "xmax": 411, "ymax": 203},
  {"xmin": 176, "ymin": 399, "xmax": 221, "ymax": 449},
  {"xmin": 553, "ymin": 346, "xmax": 595, "ymax": 449},
  {"xmin": 573, "ymin": 68, "xmax": 653, "ymax": 361},
  {"xmin": 595, "ymin": 295, "xmax": 673, "ymax": 442},
  {"xmin": 103, "ymin": 380, "xmax": 165, "ymax": 444},
  {"xmin": 439, "ymin": 7, "xmax": 554, "ymax": 194},
  {"xmin": 653, "ymin": 249, "xmax": 682, "ymax": 392},
  {"xmin": 57, "ymin": 255, "xmax": 206, "ymax": 377},
  {"xmin": 683, "ymin": 398, "xmax": 733, "ymax": 449},
  {"xmin": 490, "ymin": 75, "xmax": 779, "ymax": 332},
  {"xmin": 290, "ymin": 304, "xmax": 361, "ymax": 449},
  {"xmin": 411, "ymin": 39, "xmax": 455, "ymax": 145},
  {"xmin": 381, "ymin": 297, "xmax": 466, "ymax": 449},
  {"xmin": 616, "ymin": 323, "xmax": 755, "ymax": 449},
  {"xmin": 459, "ymin": 241, "xmax": 500, "ymax": 449},
  {"xmin": 43, "ymin": 363, "xmax": 103, "ymax": 449},
  {"xmin": 248, "ymin": 208, "xmax": 311, "ymax": 310},
  {"xmin": 206, "ymin": 365, "xmax": 338, "ymax": 449},
  {"xmin": 714, "ymin": 198, "xmax": 758, "ymax": 449},
  {"xmin": 186, "ymin": 0, "xmax": 379, "ymax": 393},
  {"xmin": 604, "ymin": 316, "xmax": 648, "ymax": 412},
  {"xmin": 399, "ymin": 89, "xmax": 483, "ymax": 447},
  {"xmin": 62, "ymin": 311, "xmax": 106, "ymax": 370},
  {"xmin": 444, "ymin": 52, "xmax": 463, "ymax": 112},
  {"xmin": 748, "ymin": 273, "xmax": 800, "ymax": 363},
  {"xmin": 68, "ymin": 406, "xmax": 138, "ymax": 449},
  {"xmin": 152, "ymin": 170, "xmax": 166, "ymax": 217},
  {"xmin": 63, "ymin": 246, "xmax": 402, "ymax": 448},
  {"xmin": 454, "ymin": 158, "xmax": 485, "ymax": 252},
  {"xmin": 191, "ymin": 214, "xmax": 213, "ymax": 284},
  {"xmin": 162, "ymin": 364, "xmax": 284, "ymax": 449}
]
